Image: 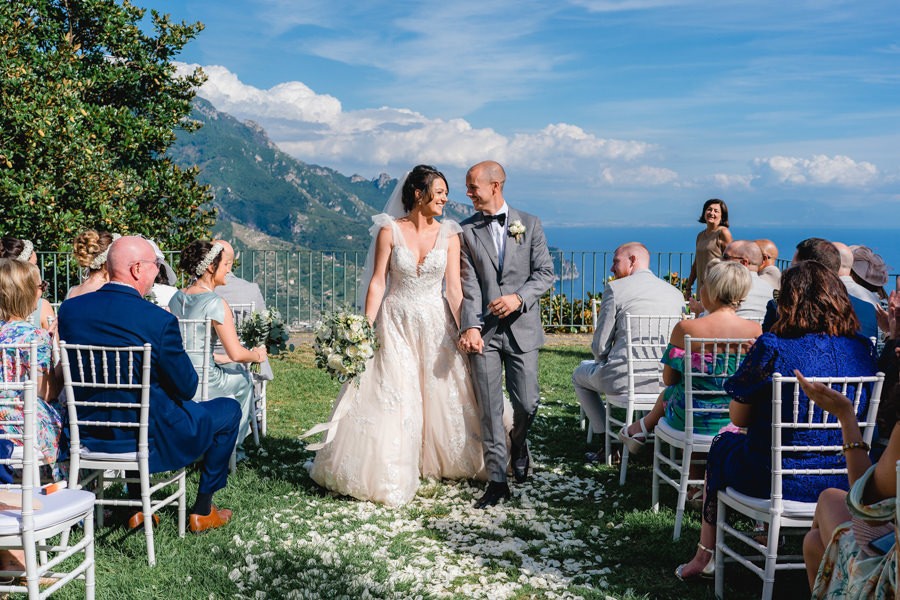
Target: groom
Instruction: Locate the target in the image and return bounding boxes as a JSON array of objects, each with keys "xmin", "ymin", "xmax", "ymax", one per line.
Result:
[{"xmin": 458, "ymin": 161, "xmax": 555, "ymax": 509}]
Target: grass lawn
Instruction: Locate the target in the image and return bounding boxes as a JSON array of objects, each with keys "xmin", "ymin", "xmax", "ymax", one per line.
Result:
[{"xmin": 50, "ymin": 341, "xmax": 811, "ymax": 599}]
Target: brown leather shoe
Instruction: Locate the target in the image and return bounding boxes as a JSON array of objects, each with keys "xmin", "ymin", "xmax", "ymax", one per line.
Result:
[
  {"xmin": 189, "ymin": 506, "xmax": 233, "ymax": 533},
  {"xmin": 127, "ymin": 511, "xmax": 160, "ymax": 530}
]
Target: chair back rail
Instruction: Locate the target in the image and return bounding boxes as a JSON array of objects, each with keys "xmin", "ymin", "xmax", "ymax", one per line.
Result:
[
  {"xmin": 682, "ymin": 336, "xmax": 755, "ymax": 436},
  {"xmin": 177, "ymin": 318, "xmax": 212, "ymax": 401},
  {"xmin": 59, "ymin": 343, "xmax": 152, "ymax": 477},
  {"xmin": 770, "ymin": 372, "xmax": 884, "ymax": 510}
]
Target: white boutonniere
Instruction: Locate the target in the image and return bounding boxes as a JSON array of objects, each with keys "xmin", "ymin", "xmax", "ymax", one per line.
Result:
[{"xmin": 508, "ymin": 220, "xmax": 526, "ymax": 243}]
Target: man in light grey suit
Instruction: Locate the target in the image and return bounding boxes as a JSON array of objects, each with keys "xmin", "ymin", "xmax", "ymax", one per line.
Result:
[
  {"xmin": 458, "ymin": 161, "xmax": 555, "ymax": 509},
  {"xmin": 722, "ymin": 240, "xmax": 774, "ymax": 320},
  {"xmin": 572, "ymin": 242, "xmax": 683, "ymax": 450}
]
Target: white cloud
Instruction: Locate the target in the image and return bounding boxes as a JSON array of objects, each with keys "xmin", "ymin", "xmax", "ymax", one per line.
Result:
[
  {"xmin": 597, "ymin": 165, "xmax": 679, "ymax": 186},
  {"xmin": 752, "ymin": 154, "xmax": 879, "ymax": 186},
  {"xmin": 707, "ymin": 173, "xmax": 754, "ymax": 188},
  {"xmin": 186, "ymin": 64, "xmax": 656, "ymax": 179},
  {"xmin": 182, "ymin": 64, "xmax": 342, "ymax": 125}
]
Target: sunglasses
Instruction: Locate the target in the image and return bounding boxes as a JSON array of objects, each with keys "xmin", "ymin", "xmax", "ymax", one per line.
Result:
[{"xmin": 38, "ymin": 280, "xmax": 49, "ymax": 293}]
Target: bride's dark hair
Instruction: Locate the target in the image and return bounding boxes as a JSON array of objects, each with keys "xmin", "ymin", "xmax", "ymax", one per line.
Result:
[{"xmin": 401, "ymin": 164, "xmax": 448, "ymax": 212}]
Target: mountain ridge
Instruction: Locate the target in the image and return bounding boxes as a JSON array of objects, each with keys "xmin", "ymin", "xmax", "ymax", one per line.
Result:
[{"xmin": 170, "ymin": 99, "xmax": 472, "ymax": 252}]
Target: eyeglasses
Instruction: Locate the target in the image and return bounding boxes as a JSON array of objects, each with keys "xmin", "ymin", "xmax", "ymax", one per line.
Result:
[
  {"xmin": 129, "ymin": 258, "xmax": 163, "ymax": 269},
  {"xmin": 37, "ymin": 280, "xmax": 48, "ymax": 293}
]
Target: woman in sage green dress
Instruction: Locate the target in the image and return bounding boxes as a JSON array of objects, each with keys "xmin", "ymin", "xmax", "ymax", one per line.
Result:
[{"xmin": 168, "ymin": 240, "xmax": 268, "ymax": 456}]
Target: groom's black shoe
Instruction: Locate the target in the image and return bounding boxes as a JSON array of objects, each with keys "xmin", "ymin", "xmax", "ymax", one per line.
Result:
[
  {"xmin": 474, "ymin": 481, "xmax": 511, "ymax": 509},
  {"xmin": 512, "ymin": 442, "xmax": 530, "ymax": 483}
]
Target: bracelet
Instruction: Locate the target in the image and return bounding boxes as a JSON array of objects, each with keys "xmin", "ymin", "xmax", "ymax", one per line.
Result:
[{"xmin": 841, "ymin": 441, "xmax": 870, "ymax": 455}]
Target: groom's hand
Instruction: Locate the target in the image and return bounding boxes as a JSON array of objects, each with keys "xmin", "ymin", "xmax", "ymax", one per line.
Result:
[
  {"xmin": 459, "ymin": 328, "xmax": 484, "ymax": 354},
  {"xmin": 488, "ymin": 294, "xmax": 523, "ymax": 318}
]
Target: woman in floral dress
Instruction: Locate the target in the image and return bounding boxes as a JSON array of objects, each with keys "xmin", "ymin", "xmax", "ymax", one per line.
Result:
[
  {"xmin": 0, "ymin": 258, "xmax": 66, "ymax": 479},
  {"xmin": 617, "ymin": 260, "xmax": 762, "ymax": 452}
]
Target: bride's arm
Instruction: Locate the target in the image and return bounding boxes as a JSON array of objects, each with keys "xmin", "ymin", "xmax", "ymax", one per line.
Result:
[
  {"xmin": 364, "ymin": 227, "xmax": 392, "ymax": 324},
  {"xmin": 445, "ymin": 235, "xmax": 463, "ymax": 328}
]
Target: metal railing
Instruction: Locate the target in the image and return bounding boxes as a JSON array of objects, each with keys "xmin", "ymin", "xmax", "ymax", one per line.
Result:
[{"xmin": 36, "ymin": 250, "xmax": 797, "ymax": 332}]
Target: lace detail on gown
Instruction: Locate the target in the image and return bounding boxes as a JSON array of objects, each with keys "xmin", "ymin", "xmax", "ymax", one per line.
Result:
[{"xmin": 305, "ymin": 216, "xmax": 485, "ymax": 506}]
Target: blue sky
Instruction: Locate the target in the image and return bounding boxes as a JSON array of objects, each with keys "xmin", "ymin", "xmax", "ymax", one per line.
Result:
[{"xmin": 141, "ymin": 0, "xmax": 899, "ymax": 228}]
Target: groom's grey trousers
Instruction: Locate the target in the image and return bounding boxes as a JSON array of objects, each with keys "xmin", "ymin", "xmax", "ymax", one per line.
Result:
[{"xmin": 468, "ymin": 324, "xmax": 540, "ymax": 483}]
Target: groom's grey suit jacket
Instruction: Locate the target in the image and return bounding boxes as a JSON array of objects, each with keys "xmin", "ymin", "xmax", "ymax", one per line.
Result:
[{"xmin": 459, "ymin": 208, "xmax": 555, "ymax": 351}]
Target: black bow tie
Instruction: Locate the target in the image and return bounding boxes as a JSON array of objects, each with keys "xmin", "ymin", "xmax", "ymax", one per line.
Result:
[{"xmin": 483, "ymin": 213, "xmax": 506, "ymax": 226}]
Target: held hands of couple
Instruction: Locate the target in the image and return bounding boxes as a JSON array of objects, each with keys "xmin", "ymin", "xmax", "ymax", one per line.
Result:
[{"xmin": 458, "ymin": 328, "xmax": 484, "ymax": 354}]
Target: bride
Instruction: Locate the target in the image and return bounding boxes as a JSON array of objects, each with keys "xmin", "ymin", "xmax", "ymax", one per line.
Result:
[{"xmin": 305, "ymin": 165, "xmax": 487, "ymax": 506}]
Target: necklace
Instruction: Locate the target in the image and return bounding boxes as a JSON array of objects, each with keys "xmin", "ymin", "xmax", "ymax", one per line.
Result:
[{"xmin": 195, "ymin": 281, "xmax": 215, "ymax": 293}]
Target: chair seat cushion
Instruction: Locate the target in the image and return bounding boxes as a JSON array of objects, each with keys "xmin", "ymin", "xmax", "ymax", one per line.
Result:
[
  {"xmin": 80, "ymin": 448, "xmax": 138, "ymax": 462},
  {"xmin": 0, "ymin": 488, "xmax": 95, "ymax": 536},
  {"xmin": 656, "ymin": 419, "xmax": 716, "ymax": 445},
  {"xmin": 723, "ymin": 486, "xmax": 817, "ymax": 518}
]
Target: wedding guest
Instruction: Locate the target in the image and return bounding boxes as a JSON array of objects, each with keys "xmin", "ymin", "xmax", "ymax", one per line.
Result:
[
  {"xmin": 762, "ymin": 238, "xmax": 877, "ymax": 339},
  {"xmin": 834, "ymin": 242, "xmax": 880, "ymax": 308},
  {"xmin": 618, "ymin": 260, "xmax": 760, "ymax": 450},
  {"xmin": 58, "ymin": 236, "xmax": 240, "ymax": 532},
  {"xmin": 0, "ymin": 259, "xmax": 66, "ymax": 479},
  {"xmin": 145, "ymin": 239, "xmax": 178, "ymax": 308},
  {"xmin": 66, "ymin": 230, "xmax": 118, "ymax": 299},
  {"xmin": 755, "ymin": 239, "xmax": 781, "ymax": 290},
  {"xmin": 675, "ymin": 261, "xmax": 876, "ymax": 581},
  {"xmin": 684, "ymin": 199, "xmax": 732, "ymax": 299},
  {"xmin": 722, "ymin": 240, "xmax": 774, "ymax": 320},
  {"xmin": 571, "ymin": 242, "xmax": 683, "ymax": 461},
  {"xmin": 798, "ymin": 370, "xmax": 896, "ymax": 598},
  {"xmin": 215, "ymin": 270, "xmax": 274, "ymax": 381},
  {"xmin": 169, "ymin": 240, "xmax": 265, "ymax": 459},
  {"xmin": 850, "ymin": 245, "xmax": 889, "ymax": 304},
  {"xmin": 0, "ymin": 236, "xmax": 54, "ymax": 329}
]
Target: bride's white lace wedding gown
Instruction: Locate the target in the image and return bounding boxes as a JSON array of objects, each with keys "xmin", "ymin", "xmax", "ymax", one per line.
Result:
[{"xmin": 307, "ymin": 215, "xmax": 486, "ymax": 506}]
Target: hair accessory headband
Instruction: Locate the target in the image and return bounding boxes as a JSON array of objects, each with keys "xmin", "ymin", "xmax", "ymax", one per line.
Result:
[
  {"xmin": 16, "ymin": 240, "xmax": 34, "ymax": 263},
  {"xmin": 88, "ymin": 233, "xmax": 121, "ymax": 271},
  {"xmin": 195, "ymin": 242, "xmax": 224, "ymax": 277}
]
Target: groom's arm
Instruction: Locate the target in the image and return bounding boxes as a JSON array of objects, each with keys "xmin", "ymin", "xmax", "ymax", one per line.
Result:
[
  {"xmin": 459, "ymin": 229, "xmax": 483, "ymax": 332},
  {"xmin": 514, "ymin": 216, "xmax": 555, "ymax": 312}
]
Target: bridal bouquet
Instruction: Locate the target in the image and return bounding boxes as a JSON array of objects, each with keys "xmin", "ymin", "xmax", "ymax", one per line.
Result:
[
  {"xmin": 313, "ymin": 310, "xmax": 377, "ymax": 384},
  {"xmin": 237, "ymin": 309, "xmax": 293, "ymax": 372}
]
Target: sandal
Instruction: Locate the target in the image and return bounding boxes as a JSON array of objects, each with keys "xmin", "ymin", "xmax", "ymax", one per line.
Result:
[
  {"xmin": 617, "ymin": 417, "xmax": 649, "ymax": 454},
  {"xmin": 686, "ymin": 485, "xmax": 704, "ymax": 511},
  {"xmin": 675, "ymin": 542, "xmax": 715, "ymax": 581}
]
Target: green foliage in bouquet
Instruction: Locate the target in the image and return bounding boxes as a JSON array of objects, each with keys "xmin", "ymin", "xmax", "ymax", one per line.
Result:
[
  {"xmin": 237, "ymin": 309, "xmax": 294, "ymax": 372},
  {"xmin": 313, "ymin": 310, "xmax": 378, "ymax": 385}
]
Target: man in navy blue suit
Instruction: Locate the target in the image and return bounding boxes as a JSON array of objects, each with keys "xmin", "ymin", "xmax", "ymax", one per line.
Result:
[{"xmin": 59, "ymin": 236, "xmax": 240, "ymax": 533}]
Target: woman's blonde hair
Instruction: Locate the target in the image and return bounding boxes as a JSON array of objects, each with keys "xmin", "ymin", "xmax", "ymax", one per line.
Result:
[
  {"xmin": 704, "ymin": 259, "xmax": 751, "ymax": 309},
  {"xmin": 0, "ymin": 258, "xmax": 39, "ymax": 321}
]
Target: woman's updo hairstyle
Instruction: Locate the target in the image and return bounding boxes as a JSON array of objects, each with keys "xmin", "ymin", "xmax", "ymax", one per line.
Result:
[
  {"xmin": 401, "ymin": 164, "xmax": 449, "ymax": 213},
  {"xmin": 179, "ymin": 240, "xmax": 223, "ymax": 278},
  {"xmin": 73, "ymin": 230, "xmax": 116, "ymax": 270},
  {"xmin": 703, "ymin": 259, "xmax": 751, "ymax": 309},
  {"xmin": 0, "ymin": 236, "xmax": 27, "ymax": 259}
]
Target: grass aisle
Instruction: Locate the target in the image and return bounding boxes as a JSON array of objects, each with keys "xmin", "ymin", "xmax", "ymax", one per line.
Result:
[{"xmin": 54, "ymin": 340, "xmax": 809, "ymax": 599}]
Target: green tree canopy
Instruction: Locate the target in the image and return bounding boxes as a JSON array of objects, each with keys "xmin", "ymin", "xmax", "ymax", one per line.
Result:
[{"xmin": 0, "ymin": 0, "xmax": 215, "ymax": 252}]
